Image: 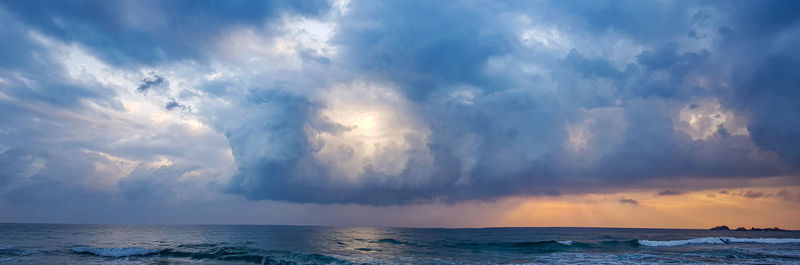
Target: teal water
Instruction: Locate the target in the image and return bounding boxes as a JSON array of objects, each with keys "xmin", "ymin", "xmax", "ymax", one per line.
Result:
[{"xmin": 1, "ymin": 224, "xmax": 799, "ymax": 264}]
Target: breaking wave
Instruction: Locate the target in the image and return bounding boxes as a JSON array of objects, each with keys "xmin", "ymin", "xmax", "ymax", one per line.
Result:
[
  {"xmin": 448, "ymin": 237, "xmax": 800, "ymax": 252},
  {"xmin": 638, "ymin": 237, "xmax": 800, "ymax": 247}
]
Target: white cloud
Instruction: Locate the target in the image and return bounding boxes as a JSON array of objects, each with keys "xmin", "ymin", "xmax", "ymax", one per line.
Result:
[
  {"xmin": 310, "ymin": 81, "xmax": 434, "ymax": 187},
  {"xmin": 676, "ymin": 99, "xmax": 749, "ymax": 141}
]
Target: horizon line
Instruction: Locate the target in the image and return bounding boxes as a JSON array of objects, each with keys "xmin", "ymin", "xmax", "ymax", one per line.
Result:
[{"xmin": 1, "ymin": 222, "xmax": 794, "ymax": 231}]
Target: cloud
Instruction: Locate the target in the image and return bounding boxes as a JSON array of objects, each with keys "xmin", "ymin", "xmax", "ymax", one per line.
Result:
[
  {"xmin": 707, "ymin": 188, "xmax": 800, "ymax": 201},
  {"xmin": 657, "ymin": 190, "xmax": 687, "ymax": 196},
  {"xmin": 743, "ymin": 190, "xmax": 766, "ymax": 199},
  {"xmin": 136, "ymin": 73, "xmax": 165, "ymax": 94},
  {"xmin": 0, "ymin": 0, "xmax": 799, "ymax": 212},
  {"xmin": 165, "ymin": 97, "xmax": 189, "ymax": 112},
  {"xmin": 0, "ymin": 12, "xmax": 112, "ymax": 107},
  {"xmin": 618, "ymin": 198, "xmax": 638, "ymax": 206},
  {"xmin": 219, "ymin": 0, "xmax": 793, "ymax": 205},
  {"xmin": 776, "ymin": 188, "xmax": 798, "ymax": 201},
  {"xmin": 0, "ymin": 0, "xmax": 331, "ymax": 66},
  {"xmin": 732, "ymin": 56, "xmax": 800, "ymax": 165},
  {"xmin": 150, "ymin": 0, "xmax": 800, "ymax": 204}
]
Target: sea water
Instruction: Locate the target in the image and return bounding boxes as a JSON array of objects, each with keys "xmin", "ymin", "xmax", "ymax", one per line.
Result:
[{"xmin": 1, "ymin": 223, "xmax": 799, "ymax": 264}]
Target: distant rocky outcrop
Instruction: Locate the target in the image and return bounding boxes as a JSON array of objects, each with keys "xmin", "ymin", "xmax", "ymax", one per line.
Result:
[{"xmin": 710, "ymin": 225, "xmax": 785, "ymax": 231}]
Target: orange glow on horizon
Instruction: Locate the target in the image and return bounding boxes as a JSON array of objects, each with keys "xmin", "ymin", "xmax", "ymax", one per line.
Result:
[{"xmin": 496, "ymin": 186, "xmax": 800, "ymax": 230}]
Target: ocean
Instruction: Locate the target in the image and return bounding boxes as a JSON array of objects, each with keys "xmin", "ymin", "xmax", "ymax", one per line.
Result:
[{"xmin": 1, "ymin": 224, "xmax": 799, "ymax": 264}]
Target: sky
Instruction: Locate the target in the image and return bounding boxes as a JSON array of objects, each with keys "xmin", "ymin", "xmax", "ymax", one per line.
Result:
[{"xmin": 0, "ymin": 0, "xmax": 799, "ymax": 229}]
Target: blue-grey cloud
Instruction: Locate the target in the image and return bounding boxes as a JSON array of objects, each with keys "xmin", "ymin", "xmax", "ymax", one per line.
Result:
[
  {"xmin": 165, "ymin": 97, "xmax": 189, "ymax": 111},
  {"xmin": 0, "ymin": 0, "xmax": 798, "ymax": 211},
  {"xmin": 137, "ymin": 73, "xmax": 165, "ymax": 94},
  {"xmin": 0, "ymin": 10, "xmax": 112, "ymax": 107},
  {"xmin": 0, "ymin": 0, "xmax": 330, "ymax": 66},
  {"xmin": 220, "ymin": 0, "xmax": 800, "ymax": 204},
  {"xmin": 732, "ymin": 56, "xmax": 800, "ymax": 164}
]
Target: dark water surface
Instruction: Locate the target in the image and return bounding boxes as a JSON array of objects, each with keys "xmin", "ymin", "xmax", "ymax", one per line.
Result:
[{"xmin": 1, "ymin": 223, "xmax": 799, "ymax": 264}]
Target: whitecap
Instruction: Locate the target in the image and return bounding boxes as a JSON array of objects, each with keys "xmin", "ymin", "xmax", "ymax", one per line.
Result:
[
  {"xmin": 638, "ymin": 237, "xmax": 725, "ymax": 247},
  {"xmin": 638, "ymin": 237, "xmax": 800, "ymax": 247},
  {"xmin": 724, "ymin": 237, "xmax": 800, "ymax": 244}
]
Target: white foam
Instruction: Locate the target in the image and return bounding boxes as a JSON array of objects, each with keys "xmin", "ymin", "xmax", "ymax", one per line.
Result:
[
  {"xmin": 557, "ymin": 241, "xmax": 573, "ymax": 246},
  {"xmin": 71, "ymin": 247, "xmax": 159, "ymax": 257},
  {"xmin": 639, "ymin": 237, "xmax": 725, "ymax": 247},
  {"xmin": 724, "ymin": 237, "xmax": 800, "ymax": 244},
  {"xmin": 638, "ymin": 237, "xmax": 800, "ymax": 247}
]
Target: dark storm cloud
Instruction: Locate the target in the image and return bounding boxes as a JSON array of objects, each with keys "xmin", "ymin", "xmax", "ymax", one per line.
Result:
[
  {"xmin": 223, "ymin": 0, "xmax": 800, "ymax": 205},
  {"xmin": 331, "ymin": 0, "xmax": 513, "ymax": 101},
  {"xmin": 714, "ymin": 1, "xmax": 800, "ymax": 165},
  {"xmin": 732, "ymin": 56, "xmax": 800, "ymax": 164},
  {"xmin": 550, "ymin": 0, "xmax": 694, "ymax": 42},
  {"xmin": 1, "ymin": 0, "xmax": 799, "ymax": 208}
]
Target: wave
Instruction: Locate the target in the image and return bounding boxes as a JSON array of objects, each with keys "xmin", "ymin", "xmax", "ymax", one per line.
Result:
[
  {"xmin": 374, "ymin": 238, "xmax": 413, "ymax": 245},
  {"xmin": 638, "ymin": 237, "xmax": 800, "ymax": 247},
  {"xmin": 0, "ymin": 246, "xmax": 40, "ymax": 263},
  {"xmin": 735, "ymin": 247, "xmax": 800, "ymax": 259},
  {"xmin": 72, "ymin": 247, "xmax": 159, "ymax": 257},
  {"xmin": 453, "ymin": 240, "xmax": 587, "ymax": 253},
  {"xmin": 725, "ymin": 238, "xmax": 800, "ymax": 244},
  {"xmin": 450, "ymin": 237, "xmax": 800, "ymax": 251},
  {"xmin": 0, "ymin": 246, "xmax": 39, "ymax": 256},
  {"xmin": 600, "ymin": 240, "xmax": 641, "ymax": 247},
  {"xmin": 557, "ymin": 241, "xmax": 573, "ymax": 246},
  {"xmin": 70, "ymin": 245, "xmax": 352, "ymax": 264},
  {"xmin": 163, "ymin": 248, "xmax": 350, "ymax": 264}
]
